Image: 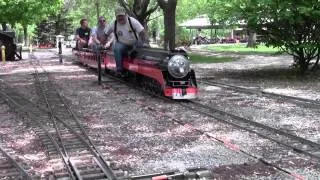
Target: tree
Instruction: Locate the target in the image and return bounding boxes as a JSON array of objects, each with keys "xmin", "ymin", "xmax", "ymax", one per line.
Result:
[
  {"xmin": 241, "ymin": 0, "xmax": 320, "ymax": 73},
  {"xmin": 0, "ymin": 0, "xmax": 63, "ymax": 45},
  {"xmin": 36, "ymin": 10, "xmax": 74, "ymax": 46},
  {"xmin": 118, "ymin": 0, "xmax": 159, "ymax": 31},
  {"xmin": 157, "ymin": 0, "xmax": 177, "ymax": 50},
  {"xmin": 68, "ymin": 0, "xmax": 116, "ymax": 28}
]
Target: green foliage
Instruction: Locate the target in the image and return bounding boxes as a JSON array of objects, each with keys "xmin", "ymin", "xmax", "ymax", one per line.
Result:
[
  {"xmin": 67, "ymin": 0, "xmax": 116, "ymax": 29},
  {"xmin": 176, "ymin": 0, "xmax": 232, "ymax": 25},
  {"xmin": 36, "ymin": 11, "xmax": 74, "ymax": 45},
  {"xmin": 117, "ymin": 0, "xmax": 159, "ymax": 29},
  {"xmin": 241, "ymin": 0, "xmax": 320, "ymax": 72},
  {"xmin": 67, "ymin": 0, "xmax": 114, "ymax": 29},
  {"xmin": 0, "ymin": 0, "xmax": 63, "ymax": 45},
  {"xmin": 0, "ymin": 0, "xmax": 63, "ymax": 25}
]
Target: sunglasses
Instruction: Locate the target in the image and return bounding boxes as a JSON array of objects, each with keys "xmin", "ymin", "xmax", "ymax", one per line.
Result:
[{"xmin": 99, "ymin": 20, "xmax": 105, "ymax": 22}]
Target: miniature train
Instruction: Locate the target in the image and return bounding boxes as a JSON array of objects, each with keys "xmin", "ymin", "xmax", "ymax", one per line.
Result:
[{"xmin": 72, "ymin": 47, "xmax": 198, "ymax": 99}]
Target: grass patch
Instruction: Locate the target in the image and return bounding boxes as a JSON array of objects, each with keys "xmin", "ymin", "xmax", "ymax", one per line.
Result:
[
  {"xmin": 204, "ymin": 44, "xmax": 281, "ymax": 55},
  {"xmin": 189, "ymin": 53, "xmax": 234, "ymax": 63}
]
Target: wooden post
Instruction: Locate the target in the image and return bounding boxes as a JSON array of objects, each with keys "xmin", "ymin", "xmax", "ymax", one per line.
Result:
[
  {"xmin": 58, "ymin": 41, "xmax": 62, "ymax": 63},
  {"xmin": 1, "ymin": 45, "xmax": 5, "ymax": 63},
  {"xmin": 29, "ymin": 44, "xmax": 32, "ymax": 54}
]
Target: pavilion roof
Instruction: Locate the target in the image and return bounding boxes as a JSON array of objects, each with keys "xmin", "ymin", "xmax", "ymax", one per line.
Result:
[{"xmin": 179, "ymin": 15, "xmax": 246, "ymax": 29}]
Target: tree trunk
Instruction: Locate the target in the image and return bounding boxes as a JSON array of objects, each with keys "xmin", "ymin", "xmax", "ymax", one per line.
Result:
[
  {"xmin": 312, "ymin": 48, "xmax": 320, "ymax": 71},
  {"xmin": 163, "ymin": 11, "xmax": 169, "ymax": 50},
  {"xmin": 158, "ymin": 0, "xmax": 177, "ymax": 50},
  {"xmin": 118, "ymin": 0, "xmax": 158, "ymax": 32},
  {"xmin": 247, "ymin": 30, "xmax": 256, "ymax": 48},
  {"xmin": 96, "ymin": 0, "xmax": 100, "ymax": 20},
  {"xmin": 167, "ymin": 0, "xmax": 176, "ymax": 50},
  {"xmin": 23, "ymin": 25, "xmax": 28, "ymax": 46}
]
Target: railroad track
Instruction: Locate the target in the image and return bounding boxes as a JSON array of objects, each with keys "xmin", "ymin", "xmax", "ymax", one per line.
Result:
[
  {"xmin": 180, "ymin": 100, "xmax": 320, "ymax": 160},
  {"xmin": 71, "ymin": 54, "xmax": 318, "ymax": 178},
  {"xmin": 88, "ymin": 62, "xmax": 320, "ymax": 161},
  {"xmin": 0, "ymin": 144, "xmax": 32, "ymax": 180},
  {"xmin": 2, "ymin": 52, "xmax": 211, "ymax": 180},
  {"xmin": 0, "ymin": 83, "xmax": 119, "ymax": 179},
  {"xmin": 95, "ymin": 74, "xmax": 314, "ymax": 178},
  {"xmin": 32, "ymin": 60, "xmax": 118, "ymax": 179},
  {"xmin": 0, "ymin": 61, "xmax": 119, "ymax": 179},
  {"xmin": 200, "ymin": 80, "xmax": 320, "ymax": 108},
  {"xmin": 0, "ymin": 85, "xmax": 71, "ymax": 179}
]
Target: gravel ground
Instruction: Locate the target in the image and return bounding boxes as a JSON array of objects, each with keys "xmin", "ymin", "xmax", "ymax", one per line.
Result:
[
  {"xmin": 0, "ymin": 99, "xmax": 51, "ymax": 178},
  {"xmin": 0, "ymin": 49, "xmax": 319, "ymax": 179}
]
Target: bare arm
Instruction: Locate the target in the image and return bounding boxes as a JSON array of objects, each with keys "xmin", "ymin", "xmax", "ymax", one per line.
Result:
[{"xmin": 92, "ymin": 34, "xmax": 100, "ymax": 44}]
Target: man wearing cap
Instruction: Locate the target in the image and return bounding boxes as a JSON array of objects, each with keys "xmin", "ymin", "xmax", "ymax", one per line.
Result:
[
  {"xmin": 104, "ymin": 6, "xmax": 149, "ymax": 74},
  {"xmin": 89, "ymin": 16, "xmax": 114, "ymax": 49}
]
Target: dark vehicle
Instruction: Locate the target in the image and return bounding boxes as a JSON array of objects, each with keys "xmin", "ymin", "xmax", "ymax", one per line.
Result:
[
  {"xmin": 0, "ymin": 31, "xmax": 22, "ymax": 61},
  {"xmin": 193, "ymin": 35, "xmax": 211, "ymax": 45}
]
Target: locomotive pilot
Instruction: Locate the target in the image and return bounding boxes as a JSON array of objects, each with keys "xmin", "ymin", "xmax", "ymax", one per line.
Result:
[{"xmin": 104, "ymin": 6, "xmax": 150, "ymax": 75}]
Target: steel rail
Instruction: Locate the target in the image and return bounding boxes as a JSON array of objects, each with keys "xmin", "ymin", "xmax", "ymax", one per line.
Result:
[
  {"xmin": 0, "ymin": 90, "xmax": 75, "ymax": 179},
  {"xmin": 72, "ymin": 55, "xmax": 317, "ymax": 179},
  {"xmin": 33, "ymin": 63, "xmax": 117, "ymax": 180},
  {"xmin": 200, "ymin": 80, "xmax": 320, "ymax": 107},
  {"xmin": 0, "ymin": 145, "xmax": 32, "ymax": 180},
  {"xmin": 33, "ymin": 67, "xmax": 79, "ymax": 179},
  {"xmin": 181, "ymin": 100, "xmax": 320, "ymax": 159}
]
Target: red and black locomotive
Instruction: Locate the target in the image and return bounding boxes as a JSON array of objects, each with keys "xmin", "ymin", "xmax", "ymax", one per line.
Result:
[{"xmin": 72, "ymin": 47, "xmax": 198, "ymax": 99}]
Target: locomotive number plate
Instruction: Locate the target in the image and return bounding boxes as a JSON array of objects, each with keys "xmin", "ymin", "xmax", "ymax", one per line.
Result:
[{"xmin": 172, "ymin": 88, "xmax": 183, "ymax": 98}]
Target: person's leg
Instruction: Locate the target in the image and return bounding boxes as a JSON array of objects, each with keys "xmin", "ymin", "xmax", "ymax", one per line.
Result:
[
  {"xmin": 77, "ymin": 40, "xmax": 86, "ymax": 49},
  {"xmin": 113, "ymin": 42, "xmax": 128, "ymax": 72}
]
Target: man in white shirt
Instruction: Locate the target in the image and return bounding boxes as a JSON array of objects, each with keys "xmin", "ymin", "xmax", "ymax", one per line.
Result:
[{"xmin": 104, "ymin": 6, "xmax": 149, "ymax": 74}]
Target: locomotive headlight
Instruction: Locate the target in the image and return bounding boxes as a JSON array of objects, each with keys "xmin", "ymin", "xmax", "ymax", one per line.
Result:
[{"xmin": 168, "ymin": 55, "xmax": 190, "ymax": 78}]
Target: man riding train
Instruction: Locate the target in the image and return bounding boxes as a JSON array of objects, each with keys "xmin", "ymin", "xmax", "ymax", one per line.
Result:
[
  {"xmin": 75, "ymin": 19, "xmax": 91, "ymax": 49},
  {"xmin": 89, "ymin": 16, "xmax": 114, "ymax": 49},
  {"xmin": 75, "ymin": 6, "xmax": 150, "ymax": 75},
  {"xmin": 104, "ymin": 6, "xmax": 150, "ymax": 75}
]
